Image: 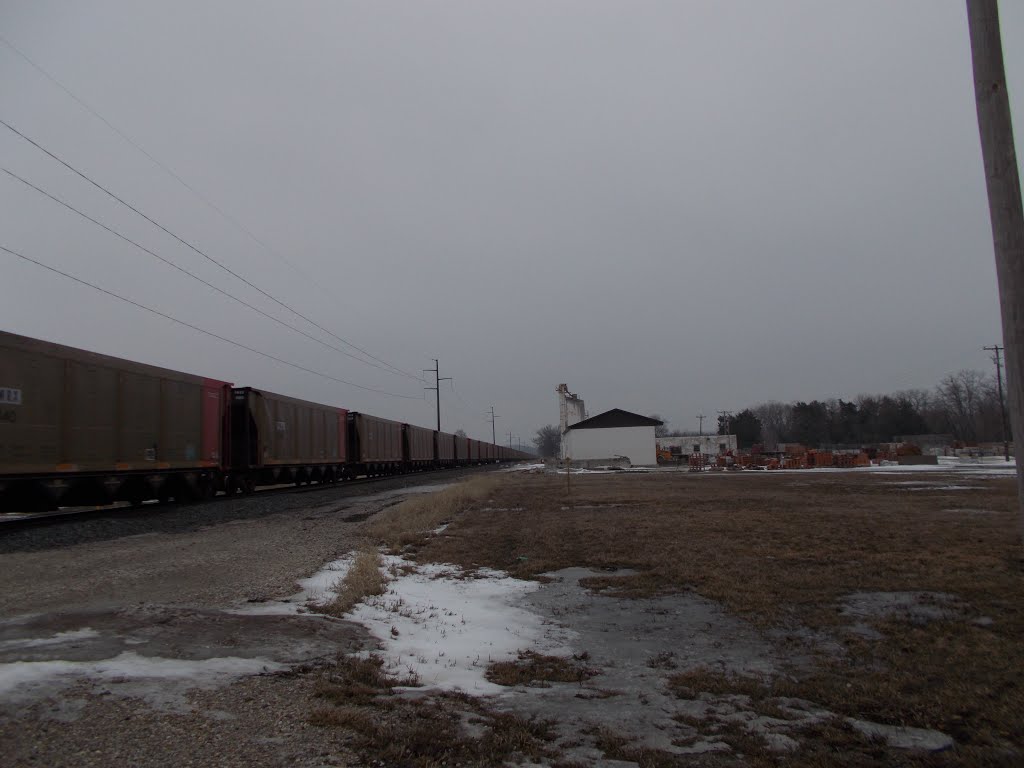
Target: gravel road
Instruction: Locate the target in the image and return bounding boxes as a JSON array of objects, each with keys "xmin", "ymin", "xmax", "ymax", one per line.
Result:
[{"xmin": 0, "ymin": 471, "xmax": 470, "ymax": 768}]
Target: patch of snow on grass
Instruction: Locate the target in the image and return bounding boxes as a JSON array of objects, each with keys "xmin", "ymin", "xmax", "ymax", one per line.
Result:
[
  {"xmin": 348, "ymin": 556, "xmax": 572, "ymax": 694},
  {"xmin": 0, "ymin": 628, "xmax": 99, "ymax": 651},
  {"xmin": 227, "ymin": 556, "xmax": 354, "ymax": 616},
  {"xmin": 0, "ymin": 651, "xmax": 284, "ymax": 698}
]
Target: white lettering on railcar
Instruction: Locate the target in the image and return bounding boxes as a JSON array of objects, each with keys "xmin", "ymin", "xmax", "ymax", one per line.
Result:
[
  {"xmin": 276, "ymin": 421, "xmax": 286, "ymax": 432},
  {"xmin": 0, "ymin": 388, "xmax": 22, "ymax": 405}
]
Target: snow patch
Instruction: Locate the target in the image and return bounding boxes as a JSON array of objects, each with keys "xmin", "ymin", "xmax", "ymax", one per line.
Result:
[
  {"xmin": 0, "ymin": 628, "xmax": 99, "ymax": 651},
  {"xmin": 227, "ymin": 556, "xmax": 354, "ymax": 616},
  {"xmin": 343, "ymin": 557, "xmax": 572, "ymax": 694},
  {"xmin": 0, "ymin": 651, "xmax": 284, "ymax": 699}
]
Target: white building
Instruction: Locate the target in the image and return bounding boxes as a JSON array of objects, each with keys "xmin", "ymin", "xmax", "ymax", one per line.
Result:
[
  {"xmin": 657, "ymin": 434, "xmax": 738, "ymax": 458},
  {"xmin": 562, "ymin": 409, "xmax": 663, "ymax": 466}
]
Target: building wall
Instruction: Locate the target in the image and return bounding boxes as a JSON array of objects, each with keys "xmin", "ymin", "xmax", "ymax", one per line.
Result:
[
  {"xmin": 564, "ymin": 426, "xmax": 657, "ymax": 465},
  {"xmin": 657, "ymin": 434, "xmax": 738, "ymax": 456}
]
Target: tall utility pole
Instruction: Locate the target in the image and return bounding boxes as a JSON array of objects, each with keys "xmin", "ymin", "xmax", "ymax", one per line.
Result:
[
  {"xmin": 717, "ymin": 410, "xmax": 732, "ymax": 435},
  {"xmin": 486, "ymin": 406, "xmax": 499, "ymax": 444},
  {"xmin": 423, "ymin": 359, "xmax": 451, "ymax": 432},
  {"xmin": 968, "ymin": 0, "xmax": 1024, "ymax": 523},
  {"xmin": 697, "ymin": 414, "xmax": 705, "ymax": 436},
  {"xmin": 985, "ymin": 344, "xmax": 1011, "ymax": 461},
  {"xmin": 507, "ymin": 431, "xmax": 513, "ymax": 448}
]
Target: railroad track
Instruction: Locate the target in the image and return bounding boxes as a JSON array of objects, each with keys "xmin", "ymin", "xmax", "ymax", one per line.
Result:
[{"xmin": 0, "ymin": 465, "xmax": 491, "ymax": 533}]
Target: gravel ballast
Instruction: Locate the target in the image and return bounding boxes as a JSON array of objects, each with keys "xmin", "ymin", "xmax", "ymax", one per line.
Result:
[{"xmin": 0, "ymin": 472, "xmax": 470, "ymax": 767}]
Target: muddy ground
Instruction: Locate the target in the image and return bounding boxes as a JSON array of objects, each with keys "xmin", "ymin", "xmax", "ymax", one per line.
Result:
[{"xmin": 1, "ymin": 466, "xmax": 1021, "ymax": 767}]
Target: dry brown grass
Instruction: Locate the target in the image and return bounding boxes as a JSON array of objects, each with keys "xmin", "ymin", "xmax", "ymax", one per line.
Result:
[
  {"xmin": 415, "ymin": 470, "xmax": 1024, "ymax": 764},
  {"xmin": 315, "ymin": 654, "xmax": 420, "ymax": 704},
  {"xmin": 485, "ymin": 650, "xmax": 598, "ymax": 687},
  {"xmin": 321, "ymin": 548, "xmax": 386, "ymax": 617},
  {"xmin": 364, "ymin": 474, "xmax": 502, "ymax": 552},
  {"xmin": 312, "ymin": 654, "xmax": 557, "ymax": 766}
]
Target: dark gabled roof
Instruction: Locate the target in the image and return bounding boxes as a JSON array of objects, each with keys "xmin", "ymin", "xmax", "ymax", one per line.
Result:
[{"xmin": 565, "ymin": 409, "xmax": 663, "ymax": 431}]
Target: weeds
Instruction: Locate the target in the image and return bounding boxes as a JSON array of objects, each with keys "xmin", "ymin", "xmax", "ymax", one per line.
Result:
[
  {"xmin": 313, "ymin": 659, "xmax": 556, "ymax": 767},
  {"xmin": 415, "ymin": 470, "xmax": 1024, "ymax": 764},
  {"xmin": 321, "ymin": 548, "xmax": 386, "ymax": 617},
  {"xmin": 365, "ymin": 475, "xmax": 502, "ymax": 552},
  {"xmin": 485, "ymin": 650, "xmax": 598, "ymax": 687}
]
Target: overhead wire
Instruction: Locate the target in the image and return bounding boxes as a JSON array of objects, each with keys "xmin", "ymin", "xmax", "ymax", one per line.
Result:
[
  {"xmin": 0, "ymin": 115, "xmax": 423, "ymax": 383},
  {"xmin": 0, "ymin": 35, "xmax": 320, "ymax": 286},
  {"xmin": 0, "ymin": 243, "xmax": 426, "ymax": 400},
  {"xmin": 1, "ymin": 167, "xmax": 424, "ymax": 388},
  {"xmin": 0, "ymin": 34, "xmax": 423, "ymax": 382}
]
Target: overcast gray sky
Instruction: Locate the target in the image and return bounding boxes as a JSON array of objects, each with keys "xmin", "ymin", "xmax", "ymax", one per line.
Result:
[{"xmin": 1, "ymin": 1, "xmax": 1022, "ymax": 443}]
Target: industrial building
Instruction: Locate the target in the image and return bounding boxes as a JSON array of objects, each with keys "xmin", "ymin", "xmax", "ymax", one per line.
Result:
[
  {"xmin": 562, "ymin": 409, "xmax": 663, "ymax": 465},
  {"xmin": 657, "ymin": 434, "xmax": 738, "ymax": 458},
  {"xmin": 556, "ymin": 383, "xmax": 663, "ymax": 465}
]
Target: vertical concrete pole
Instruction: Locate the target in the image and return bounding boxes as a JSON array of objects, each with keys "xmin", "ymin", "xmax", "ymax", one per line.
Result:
[{"xmin": 967, "ymin": 0, "xmax": 1024, "ymax": 528}]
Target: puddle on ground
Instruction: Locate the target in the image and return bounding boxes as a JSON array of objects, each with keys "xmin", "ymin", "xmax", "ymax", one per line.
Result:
[
  {"xmin": 0, "ymin": 607, "xmax": 370, "ymax": 714},
  {"xmin": 471, "ymin": 570, "xmax": 955, "ymax": 759},
  {"xmin": 839, "ymin": 591, "xmax": 961, "ymax": 624},
  {"xmin": 489, "ymin": 567, "xmax": 782, "ymax": 755}
]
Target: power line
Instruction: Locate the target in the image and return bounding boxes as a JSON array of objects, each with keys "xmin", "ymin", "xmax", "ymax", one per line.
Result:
[
  {"xmin": 1, "ymin": 243, "xmax": 425, "ymax": 400},
  {"xmin": 0, "ymin": 35, "xmax": 310, "ymax": 273},
  {"xmin": 0, "ymin": 116, "xmax": 422, "ymax": 382},
  {"xmin": 0, "ymin": 35, "xmax": 419, "ymax": 381},
  {"xmin": 1, "ymin": 167, "xmax": 422, "ymax": 387},
  {"xmin": 0, "ymin": 35, "xmax": 343, "ymax": 312}
]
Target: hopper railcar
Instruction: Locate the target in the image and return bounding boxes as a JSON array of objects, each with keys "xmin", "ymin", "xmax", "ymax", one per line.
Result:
[
  {"xmin": 0, "ymin": 330, "xmax": 530, "ymax": 512},
  {"xmin": 0, "ymin": 330, "xmax": 228, "ymax": 510},
  {"xmin": 346, "ymin": 412, "xmax": 403, "ymax": 477},
  {"xmin": 227, "ymin": 387, "xmax": 348, "ymax": 492}
]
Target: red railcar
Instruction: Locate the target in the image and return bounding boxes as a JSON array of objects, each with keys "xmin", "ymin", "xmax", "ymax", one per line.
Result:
[
  {"xmin": 403, "ymin": 423, "xmax": 435, "ymax": 469},
  {"xmin": 436, "ymin": 431, "xmax": 456, "ymax": 465},
  {"xmin": 347, "ymin": 412, "xmax": 403, "ymax": 475},
  {"xmin": 227, "ymin": 387, "xmax": 347, "ymax": 490},
  {"xmin": 0, "ymin": 330, "xmax": 229, "ymax": 510}
]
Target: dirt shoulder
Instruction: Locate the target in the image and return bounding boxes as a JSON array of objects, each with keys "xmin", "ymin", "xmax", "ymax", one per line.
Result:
[
  {"xmin": 0, "ymin": 476, "xmax": 457, "ymax": 615},
  {"xmin": 0, "ymin": 476, "xmax": 460, "ymax": 768}
]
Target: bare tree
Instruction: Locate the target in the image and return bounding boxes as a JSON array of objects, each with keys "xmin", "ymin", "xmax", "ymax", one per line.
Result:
[
  {"xmin": 967, "ymin": 0, "xmax": 1024, "ymax": 522},
  {"xmin": 934, "ymin": 370, "xmax": 992, "ymax": 441},
  {"xmin": 648, "ymin": 414, "xmax": 670, "ymax": 438},
  {"xmin": 752, "ymin": 401, "xmax": 792, "ymax": 448},
  {"xmin": 532, "ymin": 425, "xmax": 561, "ymax": 458}
]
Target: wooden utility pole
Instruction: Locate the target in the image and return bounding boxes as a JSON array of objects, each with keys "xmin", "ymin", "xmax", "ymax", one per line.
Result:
[
  {"xmin": 984, "ymin": 344, "xmax": 1011, "ymax": 461},
  {"xmin": 967, "ymin": 0, "xmax": 1024, "ymax": 524},
  {"xmin": 487, "ymin": 406, "xmax": 498, "ymax": 444},
  {"xmin": 423, "ymin": 359, "xmax": 451, "ymax": 431}
]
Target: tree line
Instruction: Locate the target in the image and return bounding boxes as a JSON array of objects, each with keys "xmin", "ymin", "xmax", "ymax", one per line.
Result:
[
  {"xmin": 531, "ymin": 368, "xmax": 1010, "ymax": 457},
  {"xmin": 712, "ymin": 369, "xmax": 1010, "ymax": 449}
]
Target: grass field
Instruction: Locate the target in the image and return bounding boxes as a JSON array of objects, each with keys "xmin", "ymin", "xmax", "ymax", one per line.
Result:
[{"xmin": 315, "ymin": 468, "xmax": 1023, "ymax": 766}]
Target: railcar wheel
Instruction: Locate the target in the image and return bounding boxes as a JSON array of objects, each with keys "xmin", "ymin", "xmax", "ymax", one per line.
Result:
[{"xmin": 197, "ymin": 477, "xmax": 215, "ymax": 501}]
